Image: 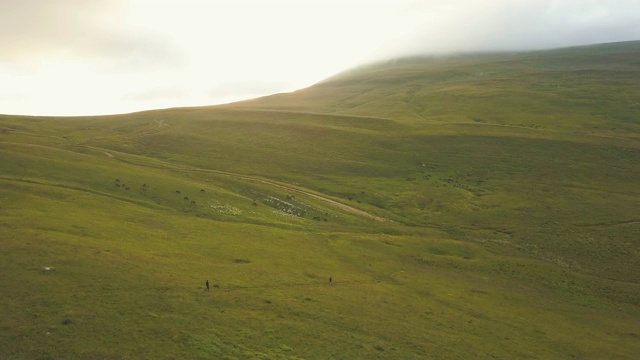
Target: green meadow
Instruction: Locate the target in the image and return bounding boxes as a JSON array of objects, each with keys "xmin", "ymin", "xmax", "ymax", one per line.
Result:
[{"xmin": 1, "ymin": 41, "xmax": 639, "ymax": 359}]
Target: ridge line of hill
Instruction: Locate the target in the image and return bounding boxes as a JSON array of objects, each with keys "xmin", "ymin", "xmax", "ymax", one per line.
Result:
[{"xmin": 220, "ymin": 107, "xmax": 397, "ymax": 123}]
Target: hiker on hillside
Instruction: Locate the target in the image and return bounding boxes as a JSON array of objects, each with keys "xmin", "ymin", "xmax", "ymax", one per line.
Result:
[
  {"xmin": 329, "ymin": 276, "xmax": 333, "ymax": 285},
  {"xmin": 206, "ymin": 279, "xmax": 210, "ymax": 291}
]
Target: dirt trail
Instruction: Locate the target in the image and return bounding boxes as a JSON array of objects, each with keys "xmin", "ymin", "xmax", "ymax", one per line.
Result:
[
  {"xmin": 249, "ymin": 176, "xmax": 393, "ymax": 223},
  {"xmin": 93, "ymin": 146, "xmax": 395, "ymax": 223},
  {"xmin": 186, "ymin": 168, "xmax": 395, "ymax": 223}
]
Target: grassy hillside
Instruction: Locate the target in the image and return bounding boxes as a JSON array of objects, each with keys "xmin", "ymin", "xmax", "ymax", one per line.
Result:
[
  {"xmin": 1, "ymin": 41, "xmax": 639, "ymax": 359},
  {"xmin": 238, "ymin": 41, "xmax": 640, "ymax": 137}
]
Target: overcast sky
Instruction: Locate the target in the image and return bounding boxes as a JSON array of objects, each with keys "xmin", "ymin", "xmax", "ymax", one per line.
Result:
[{"xmin": 1, "ymin": 0, "xmax": 638, "ymax": 116}]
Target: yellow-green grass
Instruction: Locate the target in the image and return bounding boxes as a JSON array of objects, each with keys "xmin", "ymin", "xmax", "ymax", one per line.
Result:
[
  {"xmin": 2, "ymin": 183, "xmax": 637, "ymax": 358},
  {"xmin": 1, "ymin": 41, "xmax": 639, "ymax": 359}
]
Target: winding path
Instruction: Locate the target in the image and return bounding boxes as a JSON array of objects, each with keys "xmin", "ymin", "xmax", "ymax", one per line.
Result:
[{"xmin": 92, "ymin": 146, "xmax": 395, "ymax": 223}]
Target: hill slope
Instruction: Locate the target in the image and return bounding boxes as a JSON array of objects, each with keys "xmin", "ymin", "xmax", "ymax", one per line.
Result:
[
  {"xmin": 235, "ymin": 41, "xmax": 640, "ymax": 137},
  {"xmin": 228, "ymin": 40, "xmax": 640, "ymax": 283},
  {"xmin": 1, "ymin": 41, "xmax": 639, "ymax": 359}
]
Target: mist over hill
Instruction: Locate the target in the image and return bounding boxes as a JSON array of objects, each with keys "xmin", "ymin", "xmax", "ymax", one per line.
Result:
[{"xmin": 233, "ymin": 40, "xmax": 640, "ymax": 135}]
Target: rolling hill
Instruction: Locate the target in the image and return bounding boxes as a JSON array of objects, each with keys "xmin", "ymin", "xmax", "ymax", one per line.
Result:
[{"xmin": 1, "ymin": 41, "xmax": 639, "ymax": 359}]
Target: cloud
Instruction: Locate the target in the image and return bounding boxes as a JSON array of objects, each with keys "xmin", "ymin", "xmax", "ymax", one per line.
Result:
[
  {"xmin": 0, "ymin": 0, "xmax": 118, "ymax": 62},
  {"xmin": 122, "ymin": 86, "xmax": 187, "ymax": 102},
  {"xmin": 208, "ymin": 80, "xmax": 290, "ymax": 99},
  {"xmin": 0, "ymin": 0, "xmax": 185, "ymax": 71},
  {"xmin": 370, "ymin": 0, "xmax": 640, "ymax": 58},
  {"xmin": 82, "ymin": 31, "xmax": 187, "ymax": 73}
]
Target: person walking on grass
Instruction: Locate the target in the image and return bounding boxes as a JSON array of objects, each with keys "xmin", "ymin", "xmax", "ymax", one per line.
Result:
[
  {"xmin": 329, "ymin": 276, "xmax": 333, "ymax": 285},
  {"xmin": 206, "ymin": 279, "xmax": 210, "ymax": 291}
]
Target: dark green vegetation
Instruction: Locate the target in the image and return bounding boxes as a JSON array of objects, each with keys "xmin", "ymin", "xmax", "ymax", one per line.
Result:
[{"xmin": 1, "ymin": 41, "xmax": 639, "ymax": 359}]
